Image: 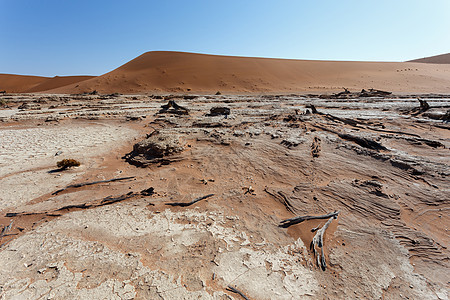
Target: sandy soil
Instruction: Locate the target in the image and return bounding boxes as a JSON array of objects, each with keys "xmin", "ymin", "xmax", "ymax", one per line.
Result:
[{"xmin": 0, "ymin": 93, "xmax": 449, "ymax": 299}]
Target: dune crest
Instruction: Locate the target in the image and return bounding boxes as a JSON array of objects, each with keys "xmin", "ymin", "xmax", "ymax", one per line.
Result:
[
  {"xmin": 46, "ymin": 51, "xmax": 450, "ymax": 94},
  {"xmin": 409, "ymin": 53, "xmax": 450, "ymax": 64}
]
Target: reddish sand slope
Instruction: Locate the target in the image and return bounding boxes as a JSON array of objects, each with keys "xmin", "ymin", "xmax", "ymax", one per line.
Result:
[
  {"xmin": 46, "ymin": 51, "xmax": 450, "ymax": 94},
  {"xmin": 0, "ymin": 74, "xmax": 94, "ymax": 93},
  {"xmin": 25, "ymin": 76, "xmax": 95, "ymax": 93},
  {"xmin": 409, "ymin": 53, "xmax": 450, "ymax": 64},
  {"xmin": 0, "ymin": 74, "xmax": 48, "ymax": 93}
]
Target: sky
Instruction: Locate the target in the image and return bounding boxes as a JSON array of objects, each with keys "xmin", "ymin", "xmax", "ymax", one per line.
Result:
[{"xmin": 1, "ymin": 0, "xmax": 449, "ymax": 76}]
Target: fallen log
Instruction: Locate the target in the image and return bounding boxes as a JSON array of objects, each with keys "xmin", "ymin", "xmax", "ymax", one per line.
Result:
[
  {"xmin": 311, "ymin": 216, "xmax": 337, "ymax": 271},
  {"xmin": 338, "ymin": 133, "xmax": 387, "ymax": 151},
  {"xmin": 226, "ymin": 285, "xmax": 249, "ymax": 300},
  {"xmin": 52, "ymin": 176, "xmax": 135, "ymax": 195},
  {"xmin": 279, "ymin": 211, "xmax": 339, "ymax": 228},
  {"xmin": 165, "ymin": 194, "xmax": 214, "ymax": 207}
]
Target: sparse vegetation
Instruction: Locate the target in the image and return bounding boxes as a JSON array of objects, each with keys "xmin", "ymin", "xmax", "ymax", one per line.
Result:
[{"xmin": 57, "ymin": 159, "xmax": 81, "ymax": 170}]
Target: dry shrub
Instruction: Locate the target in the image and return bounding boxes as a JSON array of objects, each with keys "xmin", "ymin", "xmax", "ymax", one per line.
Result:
[{"xmin": 57, "ymin": 159, "xmax": 81, "ymax": 170}]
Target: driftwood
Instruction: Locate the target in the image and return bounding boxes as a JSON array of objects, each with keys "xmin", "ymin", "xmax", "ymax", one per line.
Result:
[
  {"xmin": 311, "ymin": 216, "xmax": 337, "ymax": 270},
  {"xmin": 264, "ymin": 188, "xmax": 295, "ymax": 213},
  {"xmin": 52, "ymin": 176, "xmax": 135, "ymax": 195},
  {"xmin": 279, "ymin": 211, "xmax": 339, "ymax": 228},
  {"xmin": 226, "ymin": 285, "xmax": 249, "ymax": 300},
  {"xmin": 165, "ymin": 194, "xmax": 214, "ymax": 207}
]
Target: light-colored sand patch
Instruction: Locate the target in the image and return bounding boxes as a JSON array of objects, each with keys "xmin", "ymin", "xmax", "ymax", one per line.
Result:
[
  {"xmin": 0, "ymin": 122, "xmax": 138, "ymax": 210},
  {"xmin": 0, "ymin": 123, "xmax": 137, "ymax": 177}
]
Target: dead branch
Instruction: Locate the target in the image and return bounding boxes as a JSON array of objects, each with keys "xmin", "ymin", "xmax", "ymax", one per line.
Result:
[
  {"xmin": 310, "ymin": 216, "xmax": 337, "ymax": 270},
  {"xmin": 279, "ymin": 211, "xmax": 339, "ymax": 228},
  {"xmin": 0, "ymin": 221, "xmax": 13, "ymax": 240},
  {"xmin": 338, "ymin": 133, "xmax": 387, "ymax": 151},
  {"xmin": 0, "ymin": 221, "xmax": 13, "ymax": 248},
  {"xmin": 52, "ymin": 176, "xmax": 135, "ymax": 195},
  {"xmin": 7, "ymin": 193, "xmax": 138, "ymax": 217},
  {"xmin": 264, "ymin": 188, "xmax": 295, "ymax": 213},
  {"xmin": 226, "ymin": 285, "xmax": 249, "ymax": 300},
  {"xmin": 165, "ymin": 194, "xmax": 214, "ymax": 207}
]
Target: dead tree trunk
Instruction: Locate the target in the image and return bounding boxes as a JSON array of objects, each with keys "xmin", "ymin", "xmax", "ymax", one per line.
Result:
[{"xmin": 310, "ymin": 216, "xmax": 336, "ymax": 271}]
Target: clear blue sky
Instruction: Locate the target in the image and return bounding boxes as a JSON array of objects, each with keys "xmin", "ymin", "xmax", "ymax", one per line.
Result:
[{"xmin": 1, "ymin": 0, "xmax": 449, "ymax": 76}]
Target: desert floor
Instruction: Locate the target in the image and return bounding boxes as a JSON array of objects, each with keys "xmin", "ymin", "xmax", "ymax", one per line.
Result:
[{"xmin": 0, "ymin": 92, "xmax": 448, "ymax": 299}]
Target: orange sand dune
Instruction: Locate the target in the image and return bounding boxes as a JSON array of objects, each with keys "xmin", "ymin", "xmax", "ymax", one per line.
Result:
[
  {"xmin": 409, "ymin": 53, "xmax": 450, "ymax": 64},
  {"xmin": 46, "ymin": 51, "xmax": 450, "ymax": 94},
  {"xmin": 25, "ymin": 75, "xmax": 95, "ymax": 93},
  {"xmin": 0, "ymin": 74, "xmax": 95, "ymax": 93},
  {"xmin": 0, "ymin": 74, "xmax": 48, "ymax": 93}
]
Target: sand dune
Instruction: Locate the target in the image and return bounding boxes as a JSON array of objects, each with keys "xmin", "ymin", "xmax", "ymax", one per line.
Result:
[
  {"xmin": 409, "ymin": 53, "xmax": 450, "ymax": 64},
  {"xmin": 24, "ymin": 75, "xmax": 95, "ymax": 93},
  {"xmin": 0, "ymin": 74, "xmax": 48, "ymax": 93},
  {"xmin": 0, "ymin": 74, "xmax": 94, "ymax": 93},
  {"xmin": 46, "ymin": 51, "xmax": 450, "ymax": 94}
]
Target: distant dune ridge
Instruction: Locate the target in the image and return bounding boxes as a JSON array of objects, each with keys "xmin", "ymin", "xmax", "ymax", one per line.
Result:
[
  {"xmin": 408, "ymin": 53, "xmax": 450, "ymax": 64},
  {"xmin": 2, "ymin": 51, "xmax": 450, "ymax": 94},
  {"xmin": 0, "ymin": 74, "xmax": 95, "ymax": 93}
]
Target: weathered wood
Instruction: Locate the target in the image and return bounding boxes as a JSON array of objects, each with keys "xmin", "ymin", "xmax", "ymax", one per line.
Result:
[
  {"xmin": 310, "ymin": 216, "xmax": 336, "ymax": 271},
  {"xmin": 159, "ymin": 100, "xmax": 189, "ymax": 115},
  {"xmin": 165, "ymin": 194, "xmax": 214, "ymax": 207},
  {"xmin": 338, "ymin": 133, "xmax": 387, "ymax": 151},
  {"xmin": 279, "ymin": 211, "xmax": 339, "ymax": 228},
  {"xmin": 226, "ymin": 285, "xmax": 249, "ymax": 300},
  {"xmin": 7, "ymin": 193, "xmax": 138, "ymax": 217},
  {"xmin": 52, "ymin": 176, "xmax": 135, "ymax": 195},
  {"xmin": 0, "ymin": 221, "xmax": 13, "ymax": 248}
]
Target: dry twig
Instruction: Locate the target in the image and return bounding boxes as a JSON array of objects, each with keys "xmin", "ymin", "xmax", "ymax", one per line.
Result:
[
  {"xmin": 165, "ymin": 194, "xmax": 214, "ymax": 207},
  {"xmin": 226, "ymin": 285, "xmax": 249, "ymax": 300}
]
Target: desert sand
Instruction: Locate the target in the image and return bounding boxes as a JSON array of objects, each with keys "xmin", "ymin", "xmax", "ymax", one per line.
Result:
[
  {"xmin": 0, "ymin": 74, "xmax": 94, "ymax": 93},
  {"xmin": 0, "ymin": 52, "xmax": 449, "ymax": 299},
  {"xmin": 0, "ymin": 91, "xmax": 449, "ymax": 299},
  {"xmin": 3, "ymin": 52, "xmax": 450, "ymax": 95},
  {"xmin": 410, "ymin": 53, "xmax": 450, "ymax": 64}
]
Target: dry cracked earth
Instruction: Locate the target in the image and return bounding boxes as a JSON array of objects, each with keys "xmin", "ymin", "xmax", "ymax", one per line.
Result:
[{"xmin": 0, "ymin": 93, "xmax": 449, "ymax": 299}]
